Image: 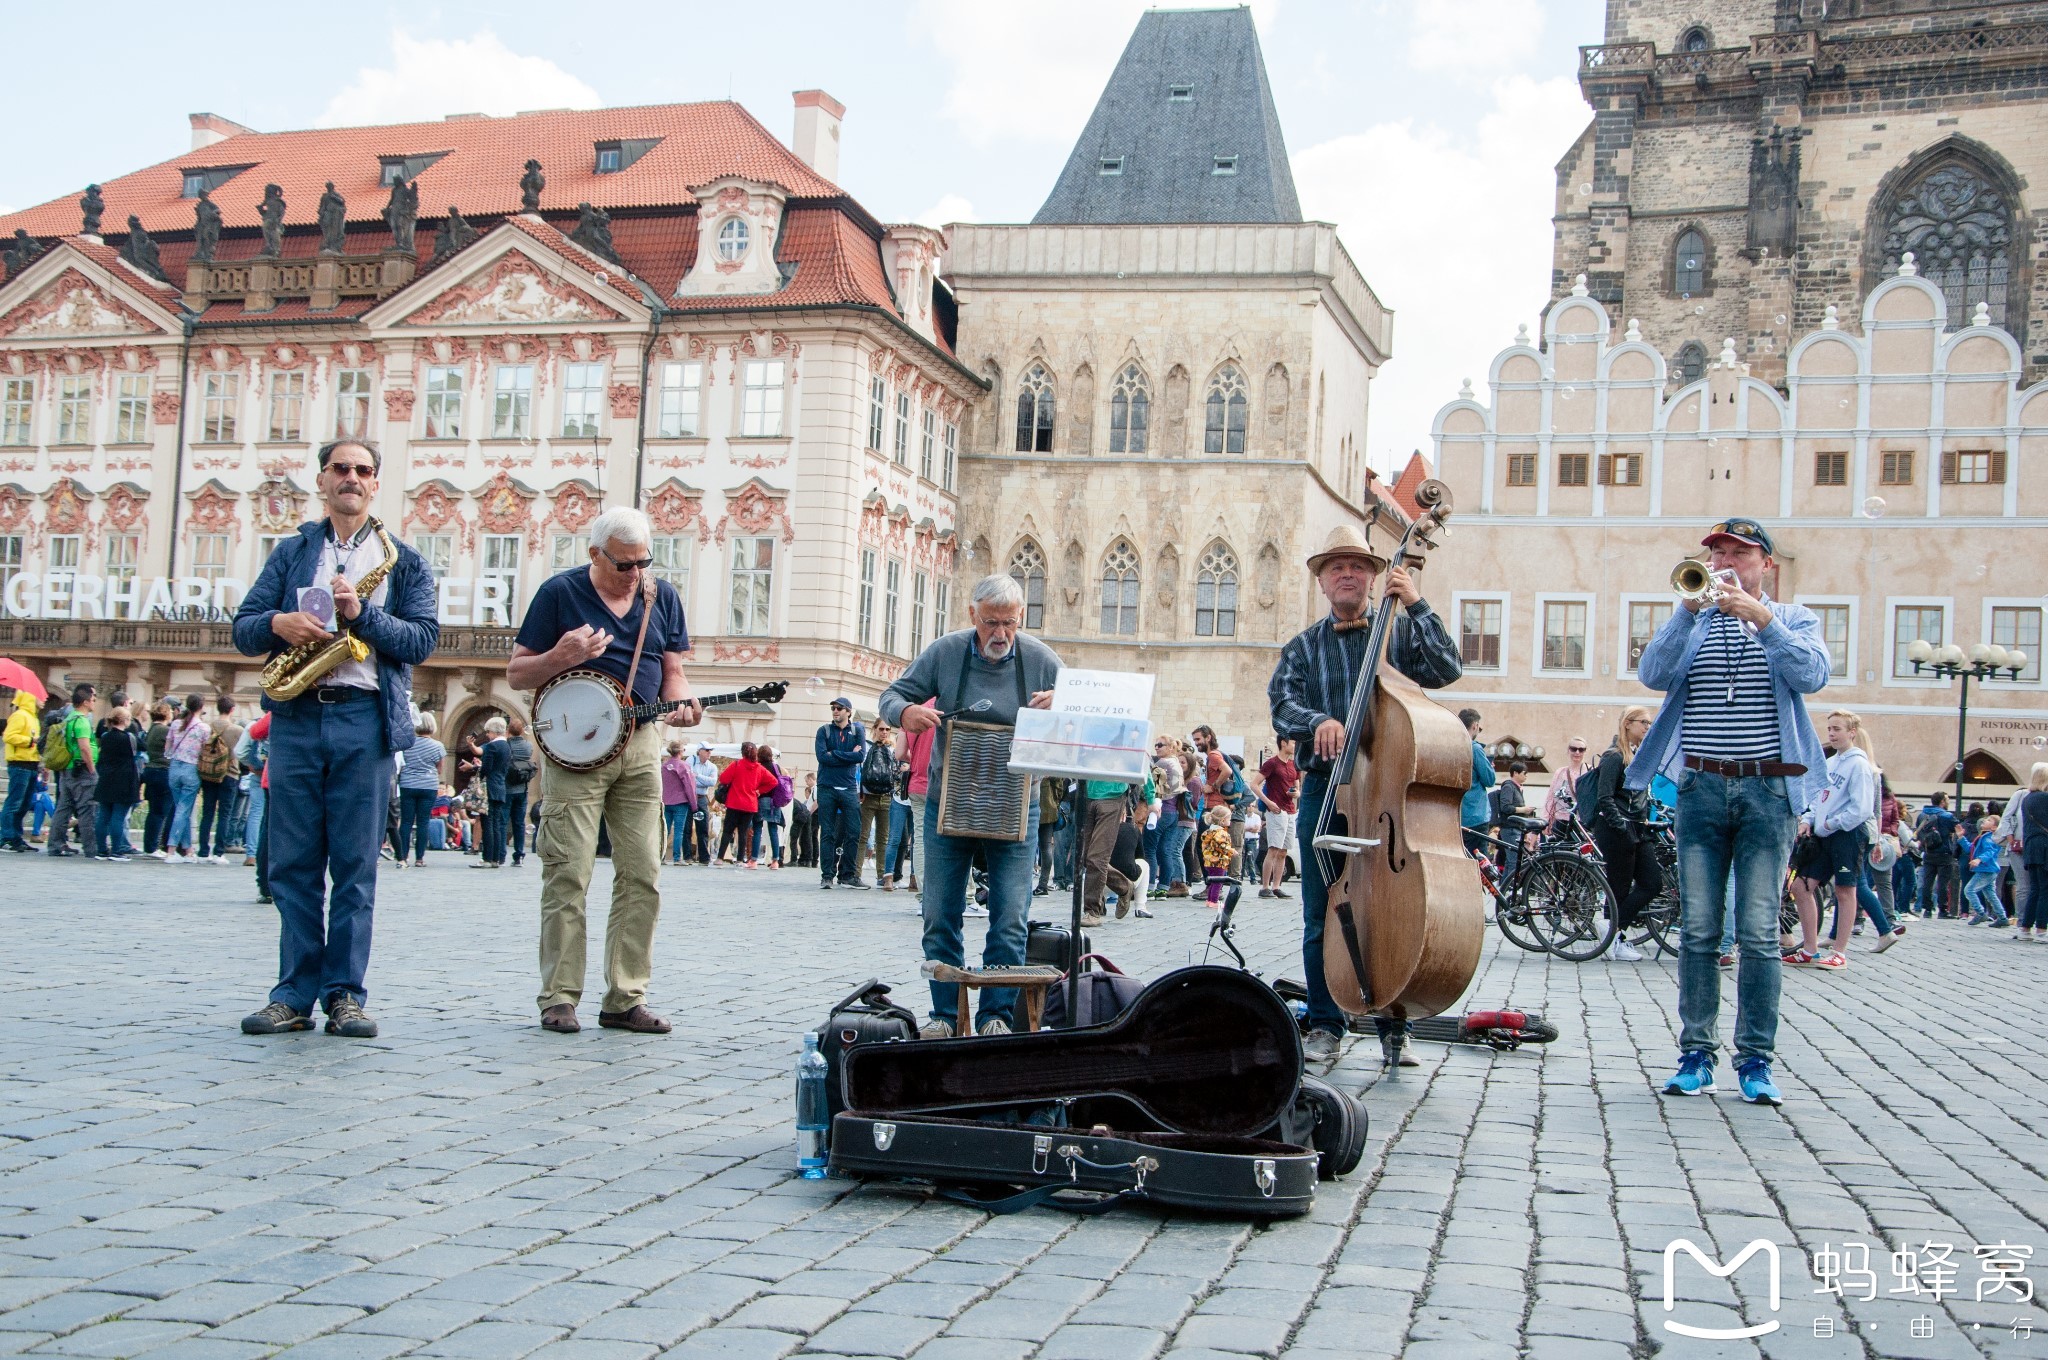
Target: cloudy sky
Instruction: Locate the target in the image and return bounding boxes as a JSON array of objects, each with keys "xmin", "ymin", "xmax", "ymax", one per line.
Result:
[{"xmin": 1, "ymin": 0, "xmax": 1603, "ymax": 474}]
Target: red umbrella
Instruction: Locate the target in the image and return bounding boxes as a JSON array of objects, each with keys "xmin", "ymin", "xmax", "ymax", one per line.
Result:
[{"xmin": 0, "ymin": 658, "xmax": 48, "ymax": 703}]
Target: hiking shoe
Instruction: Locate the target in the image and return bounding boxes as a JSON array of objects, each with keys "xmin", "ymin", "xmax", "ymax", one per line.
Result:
[
  {"xmin": 1662, "ymin": 1050, "xmax": 1716, "ymax": 1096},
  {"xmin": 1736, "ymin": 1056, "xmax": 1782, "ymax": 1106},
  {"xmin": 1301, "ymin": 1029, "xmax": 1341, "ymax": 1066},
  {"xmin": 324, "ymin": 995, "xmax": 379, "ymax": 1039},
  {"xmin": 241, "ymin": 1001, "xmax": 311, "ymax": 1035},
  {"xmin": 1875, "ymin": 929, "xmax": 1903, "ymax": 953},
  {"xmin": 977, "ymin": 1017, "xmax": 1011, "ymax": 1037},
  {"xmin": 1813, "ymin": 951, "xmax": 1847, "ymax": 971},
  {"xmin": 919, "ymin": 1020, "xmax": 954, "ymax": 1040}
]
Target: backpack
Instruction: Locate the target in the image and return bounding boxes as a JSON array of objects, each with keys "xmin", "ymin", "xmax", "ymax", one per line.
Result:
[
  {"xmin": 40, "ymin": 709, "xmax": 74, "ymax": 772},
  {"xmin": 1573, "ymin": 767, "xmax": 1602, "ymax": 830},
  {"xmin": 198, "ymin": 727, "xmax": 237, "ymax": 783},
  {"xmin": 1917, "ymin": 814, "xmax": 1955, "ymax": 860},
  {"xmin": 771, "ymin": 770, "xmax": 794, "ymax": 809},
  {"xmin": 1222, "ymin": 755, "xmax": 1255, "ymax": 815},
  {"xmin": 507, "ymin": 739, "xmax": 537, "ymax": 786},
  {"xmin": 1489, "ymin": 781, "xmax": 1524, "ymax": 825},
  {"xmin": 861, "ymin": 741, "xmax": 896, "ymax": 795}
]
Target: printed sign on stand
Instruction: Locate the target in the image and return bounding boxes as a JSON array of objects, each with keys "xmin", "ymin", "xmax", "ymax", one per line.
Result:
[{"xmin": 1012, "ymin": 669, "xmax": 1154, "ymax": 783}]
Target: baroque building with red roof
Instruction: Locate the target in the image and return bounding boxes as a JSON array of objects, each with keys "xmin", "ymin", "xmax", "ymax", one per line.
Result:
[{"xmin": 0, "ymin": 93, "xmax": 976, "ymax": 751}]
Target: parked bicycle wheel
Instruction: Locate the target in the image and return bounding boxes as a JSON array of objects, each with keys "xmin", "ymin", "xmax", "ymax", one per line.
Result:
[
  {"xmin": 1522, "ymin": 853, "xmax": 1617, "ymax": 962},
  {"xmin": 1494, "ymin": 889, "xmax": 1551, "ymax": 954},
  {"xmin": 1628, "ymin": 889, "xmax": 1680, "ymax": 957}
]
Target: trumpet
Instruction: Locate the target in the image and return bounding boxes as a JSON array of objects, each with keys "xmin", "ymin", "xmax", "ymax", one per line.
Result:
[{"xmin": 1670, "ymin": 559, "xmax": 1738, "ymax": 603}]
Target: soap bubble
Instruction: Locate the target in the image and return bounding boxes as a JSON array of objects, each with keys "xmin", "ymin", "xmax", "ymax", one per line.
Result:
[
  {"xmin": 1560, "ymin": 386, "xmax": 1576, "ymax": 401},
  {"xmin": 1681, "ymin": 292, "xmax": 1691, "ymax": 303},
  {"xmin": 2034, "ymin": 734, "xmax": 2048, "ymax": 751},
  {"xmin": 804, "ymin": 676, "xmax": 825, "ymax": 699},
  {"xmin": 1862, "ymin": 496, "xmax": 1886, "ymax": 519},
  {"xmin": 1775, "ymin": 313, "xmax": 1788, "ymax": 326},
  {"xmin": 1693, "ymin": 304, "xmax": 1705, "ymax": 316},
  {"xmin": 594, "ymin": 271, "xmax": 609, "ymax": 286},
  {"xmin": 1838, "ymin": 397, "xmax": 1852, "ymax": 409},
  {"xmin": 1578, "ymin": 183, "xmax": 1592, "ymax": 197}
]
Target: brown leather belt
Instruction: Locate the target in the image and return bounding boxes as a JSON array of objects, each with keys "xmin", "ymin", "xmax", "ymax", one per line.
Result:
[{"xmin": 1683, "ymin": 755, "xmax": 1806, "ymax": 778}]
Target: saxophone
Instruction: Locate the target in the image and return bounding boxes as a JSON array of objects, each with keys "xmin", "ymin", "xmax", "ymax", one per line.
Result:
[{"xmin": 261, "ymin": 519, "xmax": 401, "ymax": 701}]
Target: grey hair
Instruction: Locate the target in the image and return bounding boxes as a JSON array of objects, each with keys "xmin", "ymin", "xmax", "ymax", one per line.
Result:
[
  {"xmin": 589, "ymin": 507, "xmax": 652, "ymax": 552},
  {"xmin": 484, "ymin": 716, "xmax": 507, "ymax": 736},
  {"xmin": 971, "ymin": 573, "xmax": 1023, "ymax": 610},
  {"xmin": 415, "ymin": 712, "xmax": 437, "ymax": 737}
]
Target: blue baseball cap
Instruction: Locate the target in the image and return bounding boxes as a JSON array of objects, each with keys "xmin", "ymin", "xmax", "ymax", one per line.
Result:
[
  {"xmin": 1701, "ymin": 517, "xmax": 1776, "ymax": 556},
  {"xmin": 831, "ymin": 696, "xmax": 853, "ymax": 710}
]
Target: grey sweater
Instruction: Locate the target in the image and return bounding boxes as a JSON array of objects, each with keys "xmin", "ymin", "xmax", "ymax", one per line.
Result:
[{"xmin": 878, "ymin": 628, "xmax": 1063, "ymax": 789}]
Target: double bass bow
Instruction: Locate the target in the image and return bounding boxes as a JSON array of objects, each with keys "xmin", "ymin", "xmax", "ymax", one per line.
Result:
[{"xmin": 1308, "ymin": 479, "xmax": 1483, "ymax": 1020}]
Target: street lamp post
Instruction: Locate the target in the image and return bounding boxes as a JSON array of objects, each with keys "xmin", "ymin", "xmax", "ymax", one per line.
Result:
[{"xmin": 1908, "ymin": 639, "xmax": 2029, "ymax": 809}]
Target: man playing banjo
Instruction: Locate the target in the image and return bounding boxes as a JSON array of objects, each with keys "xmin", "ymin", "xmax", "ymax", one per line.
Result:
[{"xmin": 509, "ymin": 508, "xmax": 701, "ymax": 1035}]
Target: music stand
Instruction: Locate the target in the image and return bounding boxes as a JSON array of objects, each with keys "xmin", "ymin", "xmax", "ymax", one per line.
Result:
[{"xmin": 1009, "ymin": 699, "xmax": 1152, "ymax": 1024}]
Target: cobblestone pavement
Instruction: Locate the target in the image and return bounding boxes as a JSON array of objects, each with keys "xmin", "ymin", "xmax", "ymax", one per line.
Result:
[{"xmin": 5, "ymin": 850, "xmax": 2048, "ymax": 1359}]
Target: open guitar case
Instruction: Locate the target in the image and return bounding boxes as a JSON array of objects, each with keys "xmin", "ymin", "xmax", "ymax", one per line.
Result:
[{"xmin": 829, "ymin": 965, "xmax": 1363, "ymax": 1217}]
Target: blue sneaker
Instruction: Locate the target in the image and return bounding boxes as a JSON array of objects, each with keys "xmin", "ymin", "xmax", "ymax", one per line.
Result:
[
  {"xmin": 1661, "ymin": 1050, "xmax": 1716, "ymax": 1096},
  {"xmin": 1736, "ymin": 1057, "xmax": 1782, "ymax": 1106}
]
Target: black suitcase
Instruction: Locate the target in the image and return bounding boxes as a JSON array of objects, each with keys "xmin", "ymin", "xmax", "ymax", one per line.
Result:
[
  {"xmin": 832, "ymin": 967, "xmax": 1321, "ymax": 1217},
  {"xmin": 1025, "ymin": 919, "xmax": 1089, "ymax": 968}
]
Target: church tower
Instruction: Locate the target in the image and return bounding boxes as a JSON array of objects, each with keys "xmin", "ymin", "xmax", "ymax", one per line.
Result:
[{"xmin": 944, "ymin": 6, "xmax": 1397, "ymax": 743}]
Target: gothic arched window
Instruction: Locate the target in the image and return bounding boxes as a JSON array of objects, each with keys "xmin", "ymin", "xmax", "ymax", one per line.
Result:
[
  {"xmin": 1673, "ymin": 229, "xmax": 1707, "ymax": 296},
  {"xmin": 1015, "ymin": 364, "xmax": 1055, "ymax": 452},
  {"xmin": 1204, "ymin": 365, "xmax": 1248, "ymax": 455},
  {"xmin": 1109, "ymin": 364, "xmax": 1150, "ymax": 454},
  {"xmin": 1100, "ymin": 539, "xmax": 1139, "ymax": 635},
  {"xmin": 1674, "ymin": 342, "xmax": 1707, "ymax": 385},
  {"xmin": 1679, "ymin": 26, "xmax": 1710, "ymax": 52},
  {"xmin": 1195, "ymin": 541, "xmax": 1239, "ymax": 637},
  {"xmin": 1008, "ymin": 539, "xmax": 1046, "ymax": 630},
  {"xmin": 1877, "ymin": 154, "xmax": 2017, "ymax": 331}
]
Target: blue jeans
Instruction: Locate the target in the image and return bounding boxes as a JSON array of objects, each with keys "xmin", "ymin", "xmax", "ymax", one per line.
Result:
[
  {"xmin": 483, "ymin": 799, "xmax": 509, "ymax": 864},
  {"xmin": 244, "ymin": 784, "xmax": 267, "ymax": 859},
  {"xmin": 2, "ymin": 763, "xmax": 32, "ymax": 843},
  {"xmin": 665, "ymin": 804, "xmax": 690, "ymax": 861},
  {"xmin": 507, "ymin": 787, "xmax": 529, "ymax": 862},
  {"xmin": 886, "ymin": 801, "xmax": 912, "ymax": 879},
  {"xmin": 920, "ymin": 793, "xmax": 1039, "ymax": 1028},
  {"xmin": 1296, "ymin": 775, "xmax": 1406, "ymax": 1043},
  {"xmin": 94, "ymin": 801, "xmax": 135, "ymax": 856},
  {"xmin": 818, "ymin": 785, "xmax": 861, "ymax": 882},
  {"xmin": 266, "ymin": 694, "xmax": 389, "ymax": 1012},
  {"xmin": 142, "ymin": 767, "xmax": 171, "ymax": 853},
  {"xmin": 1965, "ymin": 871, "xmax": 2006, "ymax": 924},
  {"xmin": 1676, "ymin": 769, "xmax": 1795, "ymax": 1062},
  {"xmin": 167, "ymin": 761, "xmax": 200, "ymax": 850},
  {"xmin": 398, "ymin": 787, "xmax": 434, "ymax": 862},
  {"xmin": 1148, "ymin": 816, "xmax": 1191, "ymax": 887}
]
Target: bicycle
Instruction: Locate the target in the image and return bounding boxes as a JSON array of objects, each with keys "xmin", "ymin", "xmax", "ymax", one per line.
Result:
[
  {"xmin": 1473, "ymin": 815, "xmax": 1615, "ymax": 961},
  {"xmin": 1617, "ymin": 820, "xmax": 1804, "ymax": 959}
]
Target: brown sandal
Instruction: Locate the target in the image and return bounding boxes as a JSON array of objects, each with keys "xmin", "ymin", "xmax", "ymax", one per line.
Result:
[{"xmin": 540, "ymin": 1004, "xmax": 580, "ymax": 1033}]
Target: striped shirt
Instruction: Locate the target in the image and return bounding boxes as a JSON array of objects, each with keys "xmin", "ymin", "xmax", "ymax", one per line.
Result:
[{"xmin": 1680, "ymin": 610, "xmax": 1780, "ymax": 761}]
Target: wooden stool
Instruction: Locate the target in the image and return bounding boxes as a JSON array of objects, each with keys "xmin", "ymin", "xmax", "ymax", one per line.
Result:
[{"xmin": 919, "ymin": 962, "xmax": 1064, "ymax": 1034}]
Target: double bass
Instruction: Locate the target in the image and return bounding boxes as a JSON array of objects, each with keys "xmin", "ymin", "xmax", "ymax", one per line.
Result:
[{"xmin": 1308, "ymin": 479, "xmax": 1482, "ymax": 1020}]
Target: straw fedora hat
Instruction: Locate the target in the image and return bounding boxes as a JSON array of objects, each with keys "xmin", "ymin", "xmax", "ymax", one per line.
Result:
[{"xmin": 1305, "ymin": 523, "xmax": 1387, "ymax": 575}]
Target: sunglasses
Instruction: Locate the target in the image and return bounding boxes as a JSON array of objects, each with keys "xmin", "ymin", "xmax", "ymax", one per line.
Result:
[
  {"xmin": 325, "ymin": 462, "xmax": 377, "ymax": 479},
  {"xmin": 1568, "ymin": 746, "xmax": 1586, "ymax": 753},
  {"xmin": 600, "ymin": 548, "xmax": 654, "ymax": 572}
]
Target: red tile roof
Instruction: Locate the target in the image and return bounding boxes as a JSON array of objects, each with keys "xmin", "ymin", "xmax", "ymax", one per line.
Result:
[
  {"xmin": 0, "ymin": 101, "xmax": 839, "ymax": 239},
  {"xmin": 1389, "ymin": 450, "xmax": 1433, "ymax": 520}
]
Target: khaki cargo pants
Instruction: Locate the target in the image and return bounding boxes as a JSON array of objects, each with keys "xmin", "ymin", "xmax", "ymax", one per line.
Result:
[{"xmin": 536, "ymin": 722, "xmax": 663, "ymax": 1015}]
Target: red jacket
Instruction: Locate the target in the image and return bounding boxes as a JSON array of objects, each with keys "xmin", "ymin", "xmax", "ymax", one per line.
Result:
[
  {"xmin": 716, "ymin": 757, "xmax": 777, "ymax": 814},
  {"xmin": 904, "ymin": 699, "xmax": 938, "ymax": 798},
  {"xmin": 247, "ymin": 713, "xmax": 272, "ymax": 791}
]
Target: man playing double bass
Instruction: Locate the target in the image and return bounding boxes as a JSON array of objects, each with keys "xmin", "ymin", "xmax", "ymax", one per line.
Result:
[{"xmin": 1267, "ymin": 523, "xmax": 1462, "ymax": 1070}]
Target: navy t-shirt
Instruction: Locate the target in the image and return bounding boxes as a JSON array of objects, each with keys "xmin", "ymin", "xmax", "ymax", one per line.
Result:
[{"xmin": 516, "ymin": 568, "xmax": 688, "ymax": 704}]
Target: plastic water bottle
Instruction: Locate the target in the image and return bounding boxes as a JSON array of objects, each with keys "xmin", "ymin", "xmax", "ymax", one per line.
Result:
[{"xmin": 795, "ymin": 1032, "xmax": 829, "ymax": 1180}]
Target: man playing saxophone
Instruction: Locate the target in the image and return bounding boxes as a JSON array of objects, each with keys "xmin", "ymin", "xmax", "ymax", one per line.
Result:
[{"xmin": 232, "ymin": 439, "xmax": 439, "ymax": 1038}]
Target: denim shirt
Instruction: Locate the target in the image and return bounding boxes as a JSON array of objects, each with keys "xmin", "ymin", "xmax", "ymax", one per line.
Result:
[{"xmin": 1625, "ymin": 599, "xmax": 1831, "ymax": 813}]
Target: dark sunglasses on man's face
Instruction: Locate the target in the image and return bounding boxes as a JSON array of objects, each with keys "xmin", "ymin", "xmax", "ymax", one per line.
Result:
[
  {"xmin": 325, "ymin": 461, "xmax": 377, "ymax": 479},
  {"xmin": 600, "ymin": 548, "xmax": 654, "ymax": 572}
]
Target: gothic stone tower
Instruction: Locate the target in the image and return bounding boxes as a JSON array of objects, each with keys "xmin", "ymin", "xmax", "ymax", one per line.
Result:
[
  {"xmin": 943, "ymin": 7, "xmax": 1396, "ymax": 745},
  {"xmin": 1556, "ymin": 0, "xmax": 2047, "ymax": 389}
]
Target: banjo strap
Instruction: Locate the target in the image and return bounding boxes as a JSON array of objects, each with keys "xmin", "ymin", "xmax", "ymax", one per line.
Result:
[{"xmin": 620, "ymin": 572, "xmax": 657, "ymax": 709}]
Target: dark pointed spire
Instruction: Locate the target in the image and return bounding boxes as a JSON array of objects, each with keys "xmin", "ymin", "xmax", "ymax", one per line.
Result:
[{"xmin": 1034, "ymin": 8, "xmax": 1301, "ymax": 226}]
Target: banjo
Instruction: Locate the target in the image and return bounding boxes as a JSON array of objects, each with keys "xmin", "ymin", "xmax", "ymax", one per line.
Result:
[{"xmin": 531, "ymin": 673, "xmax": 789, "ymax": 771}]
